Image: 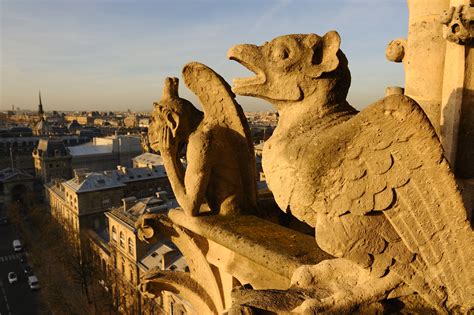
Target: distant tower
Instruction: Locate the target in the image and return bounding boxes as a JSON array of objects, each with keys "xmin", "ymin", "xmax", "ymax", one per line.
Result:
[
  {"xmin": 38, "ymin": 91, "xmax": 44, "ymax": 117},
  {"xmin": 33, "ymin": 91, "xmax": 52, "ymax": 136}
]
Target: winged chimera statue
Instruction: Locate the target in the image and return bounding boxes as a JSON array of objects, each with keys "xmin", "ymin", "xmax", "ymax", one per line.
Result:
[{"xmin": 228, "ymin": 31, "xmax": 474, "ymax": 313}]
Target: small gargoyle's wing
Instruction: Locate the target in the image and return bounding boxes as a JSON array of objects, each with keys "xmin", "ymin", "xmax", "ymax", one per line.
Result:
[
  {"xmin": 324, "ymin": 95, "xmax": 474, "ymax": 311},
  {"xmin": 182, "ymin": 62, "xmax": 257, "ymax": 209}
]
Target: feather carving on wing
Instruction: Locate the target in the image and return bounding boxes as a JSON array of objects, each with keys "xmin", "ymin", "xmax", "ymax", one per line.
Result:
[
  {"xmin": 313, "ymin": 95, "xmax": 474, "ymax": 310},
  {"xmin": 182, "ymin": 62, "xmax": 257, "ymax": 208}
]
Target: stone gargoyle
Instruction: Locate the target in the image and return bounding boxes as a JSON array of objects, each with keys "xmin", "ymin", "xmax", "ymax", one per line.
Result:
[
  {"xmin": 148, "ymin": 62, "xmax": 257, "ymax": 217},
  {"xmin": 228, "ymin": 31, "xmax": 474, "ymax": 313},
  {"xmin": 137, "ymin": 63, "xmax": 258, "ymax": 313}
]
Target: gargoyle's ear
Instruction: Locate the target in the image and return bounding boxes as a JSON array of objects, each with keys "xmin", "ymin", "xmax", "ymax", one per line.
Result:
[
  {"xmin": 165, "ymin": 110, "xmax": 180, "ymax": 138},
  {"xmin": 306, "ymin": 31, "xmax": 341, "ymax": 78},
  {"xmin": 161, "ymin": 77, "xmax": 180, "ymax": 101}
]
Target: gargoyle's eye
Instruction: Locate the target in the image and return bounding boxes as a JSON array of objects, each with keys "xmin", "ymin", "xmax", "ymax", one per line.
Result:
[{"xmin": 272, "ymin": 46, "xmax": 290, "ymax": 61}]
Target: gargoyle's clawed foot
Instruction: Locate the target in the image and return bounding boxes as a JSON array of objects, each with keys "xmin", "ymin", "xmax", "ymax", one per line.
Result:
[
  {"xmin": 138, "ymin": 281, "xmax": 157, "ymax": 299},
  {"xmin": 292, "ymin": 292, "xmax": 357, "ymax": 315},
  {"xmin": 230, "ymin": 284, "xmax": 309, "ymax": 313}
]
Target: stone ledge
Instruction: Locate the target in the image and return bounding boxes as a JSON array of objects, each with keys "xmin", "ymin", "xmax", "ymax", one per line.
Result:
[{"xmin": 168, "ymin": 209, "xmax": 333, "ymax": 280}]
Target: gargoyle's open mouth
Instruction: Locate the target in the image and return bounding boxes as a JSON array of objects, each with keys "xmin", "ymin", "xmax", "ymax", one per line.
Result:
[
  {"xmin": 227, "ymin": 44, "xmax": 266, "ymax": 92},
  {"xmin": 230, "ymin": 57, "xmax": 265, "ymax": 88}
]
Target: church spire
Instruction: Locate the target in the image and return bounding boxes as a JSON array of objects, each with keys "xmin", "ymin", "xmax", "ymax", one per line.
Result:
[{"xmin": 38, "ymin": 90, "xmax": 44, "ymax": 117}]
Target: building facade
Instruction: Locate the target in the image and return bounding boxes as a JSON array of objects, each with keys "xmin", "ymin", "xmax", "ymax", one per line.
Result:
[
  {"xmin": 0, "ymin": 168, "xmax": 35, "ymax": 213},
  {"xmin": 33, "ymin": 139, "xmax": 72, "ymax": 183},
  {"xmin": 103, "ymin": 194, "xmax": 190, "ymax": 315},
  {"xmin": 45, "ymin": 170, "xmax": 126, "ymax": 239}
]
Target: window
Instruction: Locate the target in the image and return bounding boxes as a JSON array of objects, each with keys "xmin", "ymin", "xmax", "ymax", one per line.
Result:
[
  {"xmin": 129, "ymin": 266, "xmax": 134, "ymax": 282},
  {"xmin": 120, "ymin": 231, "xmax": 125, "ymax": 248},
  {"xmin": 102, "ymin": 198, "xmax": 110, "ymax": 207},
  {"xmin": 128, "ymin": 238, "xmax": 134, "ymax": 254},
  {"xmin": 112, "ymin": 226, "xmax": 117, "ymax": 241}
]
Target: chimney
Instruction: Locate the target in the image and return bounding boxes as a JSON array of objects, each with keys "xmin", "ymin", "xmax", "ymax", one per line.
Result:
[
  {"xmin": 74, "ymin": 168, "xmax": 89, "ymax": 182},
  {"xmin": 122, "ymin": 197, "xmax": 137, "ymax": 210},
  {"xmin": 156, "ymin": 191, "xmax": 168, "ymax": 200}
]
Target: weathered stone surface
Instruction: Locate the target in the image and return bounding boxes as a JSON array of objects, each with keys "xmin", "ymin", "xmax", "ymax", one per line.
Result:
[
  {"xmin": 386, "ymin": 0, "xmax": 449, "ymax": 137},
  {"xmin": 139, "ymin": 269, "xmax": 218, "ymax": 314},
  {"xmin": 148, "ymin": 62, "xmax": 257, "ymax": 216},
  {"xmin": 135, "ymin": 209, "xmax": 333, "ymax": 313},
  {"xmin": 441, "ymin": 4, "xmax": 474, "ymax": 45},
  {"xmin": 229, "ymin": 31, "xmax": 474, "ymax": 313}
]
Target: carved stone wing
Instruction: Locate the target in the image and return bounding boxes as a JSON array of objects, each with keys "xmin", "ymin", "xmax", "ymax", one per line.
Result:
[
  {"xmin": 182, "ymin": 62, "xmax": 257, "ymax": 209},
  {"xmin": 321, "ymin": 95, "xmax": 474, "ymax": 311}
]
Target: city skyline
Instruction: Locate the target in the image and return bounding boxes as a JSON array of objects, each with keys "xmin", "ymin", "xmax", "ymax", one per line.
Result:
[{"xmin": 1, "ymin": 0, "xmax": 407, "ymax": 112}]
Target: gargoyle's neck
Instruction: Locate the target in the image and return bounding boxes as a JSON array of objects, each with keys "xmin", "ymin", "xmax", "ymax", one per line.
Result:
[{"xmin": 272, "ymin": 93, "xmax": 355, "ymax": 131}]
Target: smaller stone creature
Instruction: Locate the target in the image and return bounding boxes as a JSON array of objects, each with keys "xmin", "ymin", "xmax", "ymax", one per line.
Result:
[{"xmin": 148, "ymin": 62, "xmax": 256, "ymax": 216}]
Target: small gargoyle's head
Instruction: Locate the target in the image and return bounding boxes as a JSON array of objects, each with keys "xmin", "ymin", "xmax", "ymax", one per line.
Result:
[
  {"xmin": 228, "ymin": 31, "xmax": 350, "ymax": 107},
  {"xmin": 149, "ymin": 77, "xmax": 203, "ymax": 152}
]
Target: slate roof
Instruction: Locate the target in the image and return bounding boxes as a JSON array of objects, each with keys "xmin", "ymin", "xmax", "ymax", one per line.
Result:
[
  {"xmin": 68, "ymin": 143, "xmax": 113, "ymax": 156},
  {"xmin": 108, "ymin": 194, "xmax": 172, "ymax": 227},
  {"xmin": 63, "ymin": 172, "xmax": 125, "ymax": 193},
  {"xmin": 36, "ymin": 138, "xmax": 69, "ymax": 156},
  {"xmin": 132, "ymin": 153, "xmax": 164, "ymax": 166},
  {"xmin": 139, "ymin": 239, "xmax": 188, "ymax": 272},
  {"xmin": 103, "ymin": 165, "xmax": 167, "ymax": 183},
  {"xmin": 33, "ymin": 119, "xmax": 52, "ymax": 134},
  {"xmin": 0, "ymin": 168, "xmax": 34, "ymax": 183}
]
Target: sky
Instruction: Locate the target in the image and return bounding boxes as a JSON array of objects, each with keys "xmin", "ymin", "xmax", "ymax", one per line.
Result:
[{"xmin": 0, "ymin": 0, "xmax": 408, "ymax": 112}]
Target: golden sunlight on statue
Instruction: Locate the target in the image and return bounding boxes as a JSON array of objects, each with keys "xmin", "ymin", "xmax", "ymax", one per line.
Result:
[{"xmin": 148, "ymin": 63, "xmax": 257, "ymax": 217}]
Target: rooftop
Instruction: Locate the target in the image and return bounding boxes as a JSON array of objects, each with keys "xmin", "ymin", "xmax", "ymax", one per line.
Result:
[
  {"xmin": 63, "ymin": 171, "xmax": 125, "ymax": 193},
  {"xmin": 0, "ymin": 167, "xmax": 34, "ymax": 182},
  {"xmin": 132, "ymin": 152, "xmax": 164, "ymax": 166},
  {"xmin": 36, "ymin": 138, "xmax": 69, "ymax": 156},
  {"xmin": 108, "ymin": 193, "xmax": 174, "ymax": 227},
  {"xmin": 67, "ymin": 143, "xmax": 113, "ymax": 156},
  {"xmin": 104, "ymin": 165, "xmax": 167, "ymax": 183},
  {"xmin": 139, "ymin": 239, "xmax": 188, "ymax": 272}
]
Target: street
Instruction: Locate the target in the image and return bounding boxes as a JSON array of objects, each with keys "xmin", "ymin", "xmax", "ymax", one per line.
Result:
[{"xmin": 0, "ymin": 223, "xmax": 46, "ymax": 315}]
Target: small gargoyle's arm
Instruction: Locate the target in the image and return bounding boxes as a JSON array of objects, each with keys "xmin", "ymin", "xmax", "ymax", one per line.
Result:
[{"xmin": 161, "ymin": 129, "xmax": 212, "ymax": 216}]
